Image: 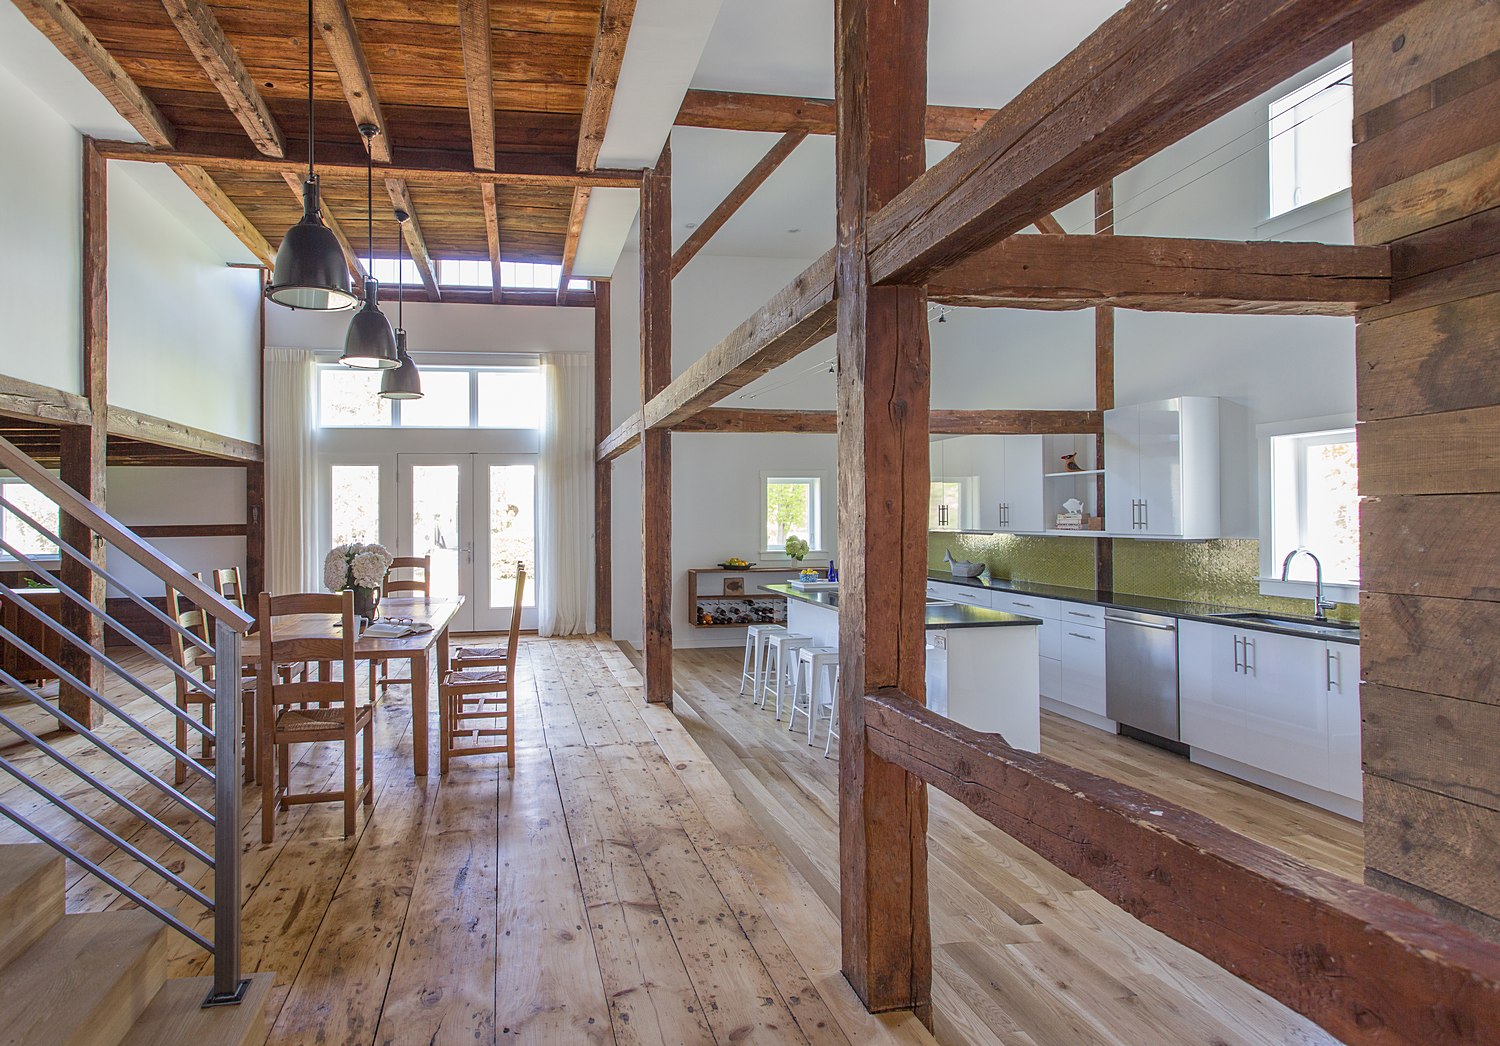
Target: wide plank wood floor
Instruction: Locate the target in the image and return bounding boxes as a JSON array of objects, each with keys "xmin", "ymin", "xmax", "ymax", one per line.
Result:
[{"xmin": 0, "ymin": 635, "xmax": 1358, "ymax": 1044}]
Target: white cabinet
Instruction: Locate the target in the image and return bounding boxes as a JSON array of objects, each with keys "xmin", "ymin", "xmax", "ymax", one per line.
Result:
[
  {"xmin": 993, "ymin": 594, "xmax": 1061, "ymax": 697},
  {"xmin": 1180, "ymin": 619, "xmax": 1361, "ymax": 811},
  {"xmin": 930, "ymin": 435, "xmax": 1044, "ymax": 533},
  {"xmin": 999, "ymin": 436, "xmax": 1044, "ymax": 533},
  {"xmin": 1059, "ymin": 614, "xmax": 1107, "ymax": 717},
  {"xmin": 1104, "ymin": 397, "xmax": 1220, "ymax": 538},
  {"xmin": 927, "ymin": 579, "xmax": 991, "ymax": 608}
]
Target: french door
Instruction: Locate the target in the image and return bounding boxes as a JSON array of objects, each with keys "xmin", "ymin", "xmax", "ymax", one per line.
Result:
[{"xmin": 396, "ymin": 453, "xmax": 536, "ymax": 632}]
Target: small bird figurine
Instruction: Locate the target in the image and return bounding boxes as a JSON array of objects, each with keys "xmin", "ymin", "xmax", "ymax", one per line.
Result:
[{"xmin": 1062, "ymin": 453, "xmax": 1083, "ymax": 472}]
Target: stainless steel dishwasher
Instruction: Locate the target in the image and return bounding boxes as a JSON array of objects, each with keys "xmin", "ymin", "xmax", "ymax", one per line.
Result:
[{"xmin": 1104, "ymin": 609, "xmax": 1181, "ymax": 742}]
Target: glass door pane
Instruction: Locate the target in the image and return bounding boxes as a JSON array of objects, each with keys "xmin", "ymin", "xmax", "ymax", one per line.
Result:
[
  {"xmin": 398, "ymin": 454, "xmax": 473, "ymax": 631},
  {"xmin": 474, "ymin": 458, "xmax": 537, "ymax": 631}
]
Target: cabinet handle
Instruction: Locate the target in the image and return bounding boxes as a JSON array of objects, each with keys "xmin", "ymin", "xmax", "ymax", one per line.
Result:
[
  {"xmin": 1326, "ymin": 649, "xmax": 1337, "ymax": 692},
  {"xmin": 1067, "ymin": 610, "xmax": 1094, "ymax": 618},
  {"xmin": 1233, "ymin": 635, "xmax": 1242, "ymax": 674},
  {"xmin": 1012, "ymin": 601, "xmax": 1033, "ymax": 608},
  {"xmin": 1067, "ymin": 631, "xmax": 1095, "ymax": 641},
  {"xmin": 1141, "ymin": 499, "xmax": 1148, "ymax": 530},
  {"xmin": 1242, "ymin": 636, "xmax": 1255, "ymax": 676}
]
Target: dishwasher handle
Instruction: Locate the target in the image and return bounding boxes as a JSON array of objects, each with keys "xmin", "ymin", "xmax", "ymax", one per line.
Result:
[{"xmin": 1105, "ymin": 614, "xmax": 1177, "ymax": 631}]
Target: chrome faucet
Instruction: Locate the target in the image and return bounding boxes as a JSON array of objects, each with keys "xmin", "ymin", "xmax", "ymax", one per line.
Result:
[{"xmin": 1281, "ymin": 547, "xmax": 1337, "ymax": 622}]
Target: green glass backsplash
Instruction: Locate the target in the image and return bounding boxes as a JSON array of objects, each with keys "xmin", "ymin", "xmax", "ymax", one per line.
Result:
[{"xmin": 928, "ymin": 533, "xmax": 1358, "ymax": 621}]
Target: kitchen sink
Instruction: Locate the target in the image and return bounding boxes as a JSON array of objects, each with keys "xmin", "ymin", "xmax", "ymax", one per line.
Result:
[{"xmin": 1209, "ymin": 611, "xmax": 1358, "ymax": 638}]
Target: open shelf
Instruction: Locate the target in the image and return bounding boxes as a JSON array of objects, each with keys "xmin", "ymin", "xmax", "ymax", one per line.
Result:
[{"xmin": 1044, "ymin": 469, "xmax": 1104, "ymax": 478}]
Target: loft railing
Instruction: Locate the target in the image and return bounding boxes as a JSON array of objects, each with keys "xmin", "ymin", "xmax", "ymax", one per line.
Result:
[{"xmin": 0, "ymin": 435, "xmax": 254, "ymax": 1006}]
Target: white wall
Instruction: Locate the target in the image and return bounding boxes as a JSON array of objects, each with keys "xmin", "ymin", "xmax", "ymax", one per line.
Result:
[
  {"xmin": 104, "ymin": 467, "xmax": 247, "ymax": 598},
  {"xmin": 267, "ymin": 298, "xmax": 594, "ymax": 357},
  {"xmin": 0, "ymin": 63, "xmax": 82, "ymax": 395}
]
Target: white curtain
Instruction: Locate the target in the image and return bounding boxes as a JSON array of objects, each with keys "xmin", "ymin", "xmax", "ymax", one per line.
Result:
[
  {"xmin": 537, "ymin": 352, "xmax": 594, "ymax": 636},
  {"xmin": 264, "ymin": 347, "xmax": 317, "ymax": 594}
]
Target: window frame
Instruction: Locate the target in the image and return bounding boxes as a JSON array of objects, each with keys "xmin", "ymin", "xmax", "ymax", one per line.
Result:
[
  {"xmin": 1266, "ymin": 58, "xmax": 1353, "ymax": 222},
  {"xmin": 759, "ymin": 472, "xmax": 826, "ymax": 559},
  {"xmin": 1257, "ymin": 414, "xmax": 1359, "ymax": 603},
  {"xmin": 0, "ymin": 478, "xmax": 62, "ymax": 564},
  {"xmin": 316, "ymin": 362, "xmax": 543, "ymax": 431}
]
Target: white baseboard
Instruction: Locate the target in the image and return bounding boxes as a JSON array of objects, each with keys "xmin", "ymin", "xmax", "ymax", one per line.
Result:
[
  {"xmin": 1040, "ymin": 697, "xmax": 1116, "ymax": 734},
  {"xmin": 1190, "ymin": 749, "xmax": 1363, "ymax": 821}
]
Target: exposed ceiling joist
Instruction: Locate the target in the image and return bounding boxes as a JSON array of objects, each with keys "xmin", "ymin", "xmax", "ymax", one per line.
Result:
[
  {"xmin": 674, "ymin": 89, "xmax": 995, "ymax": 143},
  {"xmin": 384, "ymin": 178, "xmax": 441, "ymax": 300},
  {"xmin": 597, "ymin": 411, "xmax": 643, "ymax": 462},
  {"xmin": 577, "ymin": 0, "xmax": 639, "ymax": 171},
  {"xmin": 866, "ymin": 0, "xmax": 1425, "ymax": 285},
  {"xmin": 557, "ymin": 186, "xmax": 592, "ymax": 304},
  {"xmin": 11, "ymin": 0, "xmax": 174, "ymax": 147},
  {"xmin": 482, "ymin": 183, "xmax": 503, "ymax": 304},
  {"xmin": 672, "ymin": 131, "xmax": 807, "ymax": 277},
  {"xmin": 312, "ymin": 0, "xmax": 391, "ymax": 163},
  {"xmin": 280, "ymin": 170, "xmax": 366, "ymax": 279},
  {"xmin": 159, "ymin": 0, "xmax": 284, "ymax": 158},
  {"xmin": 1033, "ymin": 214, "xmax": 1067, "ymax": 235},
  {"xmin": 105, "ymin": 406, "xmax": 261, "ymax": 463},
  {"xmin": 928, "ymin": 236, "xmax": 1393, "ymax": 315},
  {"xmin": 456, "ymin": 0, "xmax": 495, "ymax": 171},
  {"xmin": 670, "ymin": 409, "xmax": 1104, "ymax": 435},
  {"xmin": 172, "ymin": 164, "xmax": 274, "ymax": 267}
]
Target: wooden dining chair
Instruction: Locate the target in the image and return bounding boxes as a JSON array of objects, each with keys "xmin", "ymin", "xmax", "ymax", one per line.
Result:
[
  {"xmin": 372, "ymin": 556, "xmax": 430, "ymax": 699},
  {"xmin": 215, "ymin": 565, "xmax": 312, "ymax": 699},
  {"xmin": 447, "ymin": 561, "xmax": 526, "ymax": 673},
  {"xmin": 257, "ymin": 590, "xmax": 374, "ymax": 842},
  {"xmin": 439, "ymin": 563, "xmax": 525, "ymax": 774},
  {"xmin": 165, "ymin": 584, "xmax": 256, "ymax": 785}
]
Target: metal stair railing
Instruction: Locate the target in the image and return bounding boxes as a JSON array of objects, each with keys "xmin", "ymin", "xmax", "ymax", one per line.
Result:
[{"xmin": 0, "ymin": 435, "xmax": 254, "ymax": 1007}]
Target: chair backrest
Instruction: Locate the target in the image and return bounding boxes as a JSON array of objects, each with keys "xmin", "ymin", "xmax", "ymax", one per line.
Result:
[
  {"xmin": 506, "ymin": 562, "xmax": 526, "ymax": 665},
  {"xmin": 213, "ymin": 566, "xmax": 246, "ymax": 611},
  {"xmin": 256, "ymin": 591, "xmax": 357, "ymax": 720},
  {"xmin": 164, "ymin": 585, "xmax": 210, "ymax": 704},
  {"xmin": 384, "ymin": 556, "xmax": 430, "ymax": 597}
]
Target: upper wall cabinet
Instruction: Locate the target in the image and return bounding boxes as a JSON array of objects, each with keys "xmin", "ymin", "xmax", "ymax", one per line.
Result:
[
  {"xmin": 931, "ymin": 435, "xmax": 1044, "ymax": 533},
  {"xmin": 1104, "ymin": 397, "xmax": 1220, "ymax": 539}
]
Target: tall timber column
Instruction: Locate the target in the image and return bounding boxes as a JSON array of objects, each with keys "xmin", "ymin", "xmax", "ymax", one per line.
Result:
[
  {"xmin": 640, "ymin": 143, "xmax": 673, "ymax": 703},
  {"xmin": 834, "ymin": 0, "xmax": 932, "ymax": 1021}
]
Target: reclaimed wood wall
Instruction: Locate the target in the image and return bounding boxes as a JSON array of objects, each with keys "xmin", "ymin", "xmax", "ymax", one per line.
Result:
[{"xmin": 1354, "ymin": 0, "xmax": 1500, "ymax": 940}]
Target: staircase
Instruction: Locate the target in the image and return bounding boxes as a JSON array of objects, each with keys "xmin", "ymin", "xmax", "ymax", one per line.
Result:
[{"xmin": 0, "ymin": 844, "xmax": 270, "ymax": 1046}]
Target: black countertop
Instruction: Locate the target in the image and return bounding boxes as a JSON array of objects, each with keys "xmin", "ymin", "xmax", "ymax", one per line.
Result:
[
  {"xmin": 762, "ymin": 583, "xmax": 1042, "ymax": 630},
  {"xmin": 926, "ymin": 570, "xmax": 1360, "ymax": 645}
]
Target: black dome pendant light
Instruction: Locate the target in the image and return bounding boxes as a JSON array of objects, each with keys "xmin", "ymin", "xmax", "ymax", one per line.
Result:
[
  {"xmin": 380, "ymin": 210, "xmax": 423, "ymax": 399},
  {"xmin": 265, "ymin": 0, "xmax": 357, "ymax": 310},
  {"xmin": 340, "ymin": 124, "xmax": 399, "ymax": 370}
]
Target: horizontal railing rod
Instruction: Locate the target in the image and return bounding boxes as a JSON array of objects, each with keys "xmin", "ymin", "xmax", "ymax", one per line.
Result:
[
  {"xmin": 0, "ymin": 576, "xmax": 215, "ymax": 737},
  {"xmin": 0, "ymin": 666, "xmax": 213, "ymax": 824},
  {"xmin": 0, "ymin": 625, "xmax": 215, "ymax": 785},
  {"xmin": 0, "ymin": 800, "xmax": 213, "ymax": 952},
  {"xmin": 0, "ymin": 499, "xmax": 215, "ymax": 657},
  {"xmin": 0, "ymin": 758, "xmax": 214, "ymax": 911},
  {"xmin": 0, "ymin": 709, "xmax": 213, "ymax": 868}
]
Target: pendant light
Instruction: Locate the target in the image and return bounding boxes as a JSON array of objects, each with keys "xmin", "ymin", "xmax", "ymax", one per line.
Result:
[
  {"xmin": 340, "ymin": 124, "xmax": 399, "ymax": 369},
  {"xmin": 380, "ymin": 210, "xmax": 423, "ymax": 399},
  {"xmin": 265, "ymin": 0, "xmax": 357, "ymax": 310}
]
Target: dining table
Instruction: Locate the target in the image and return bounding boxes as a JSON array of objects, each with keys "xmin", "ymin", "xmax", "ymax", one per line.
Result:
[{"xmin": 200, "ymin": 595, "xmax": 464, "ymax": 777}]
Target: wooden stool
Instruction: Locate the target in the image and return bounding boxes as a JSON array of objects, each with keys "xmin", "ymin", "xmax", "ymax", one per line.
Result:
[
  {"xmin": 788, "ymin": 646, "xmax": 837, "ymax": 741},
  {"xmin": 738, "ymin": 624, "xmax": 786, "ymax": 698},
  {"xmin": 439, "ymin": 668, "xmax": 513, "ymax": 773},
  {"xmin": 759, "ymin": 632, "xmax": 810, "ymax": 720}
]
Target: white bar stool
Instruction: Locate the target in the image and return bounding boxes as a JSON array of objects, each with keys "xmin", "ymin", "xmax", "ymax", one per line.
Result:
[
  {"xmin": 759, "ymin": 632, "xmax": 811, "ymax": 720},
  {"xmin": 788, "ymin": 646, "xmax": 837, "ymax": 740},
  {"xmin": 816, "ymin": 665, "xmax": 841, "ymax": 757},
  {"xmin": 738, "ymin": 624, "xmax": 786, "ymax": 699}
]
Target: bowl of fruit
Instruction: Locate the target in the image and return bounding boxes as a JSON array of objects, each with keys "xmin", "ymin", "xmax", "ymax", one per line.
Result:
[{"xmin": 718, "ymin": 557, "xmax": 755, "ymax": 569}]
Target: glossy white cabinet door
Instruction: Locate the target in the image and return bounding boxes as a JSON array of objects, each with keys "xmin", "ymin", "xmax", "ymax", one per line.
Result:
[
  {"xmin": 1103, "ymin": 404, "xmax": 1141, "ymax": 531},
  {"xmin": 1179, "ymin": 620, "xmax": 1244, "ymax": 754},
  {"xmin": 929, "ymin": 580, "xmax": 991, "ymax": 607},
  {"xmin": 1135, "ymin": 401, "xmax": 1183, "ymax": 536},
  {"xmin": 1326, "ymin": 643, "xmax": 1362, "ymax": 800},
  {"xmin": 1002, "ymin": 435, "xmax": 1044, "ymax": 532},
  {"xmin": 1060, "ymin": 624, "xmax": 1107, "ymax": 716},
  {"xmin": 1236, "ymin": 629, "xmax": 1330, "ymax": 788},
  {"xmin": 1039, "ymin": 656, "xmax": 1062, "ymax": 701}
]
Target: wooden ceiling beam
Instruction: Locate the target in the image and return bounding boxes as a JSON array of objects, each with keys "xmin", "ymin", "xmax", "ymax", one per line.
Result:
[
  {"xmin": 456, "ymin": 0, "xmax": 496, "ymax": 171},
  {"xmin": 173, "ymin": 164, "xmax": 275, "ymax": 267},
  {"xmin": 597, "ymin": 411, "xmax": 642, "ymax": 462},
  {"xmin": 312, "ymin": 0, "xmax": 392, "ymax": 163},
  {"xmin": 11, "ymin": 0, "xmax": 174, "ymax": 147},
  {"xmin": 577, "ymin": 0, "xmax": 639, "ymax": 171},
  {"xmin": 159, "ymin": 0, "xmax": 284, "ymax": 158},
  {"xmin": 1032, "ymin": 214, "xmax": 1067, "ymax": 235},
  {"xmin": 928, "ymin": 236, "xmax": 1393, "ymax": 315},
  {"xmin": 557, "ymin": 186, "xmax": 591, "ymax": 304},
  {"xmin": 105, "ymin": 406, "xmax": 261, "ymax": 463},
  {"xmin": 280, "ymin": 171, "xmax": 367, "ymax": 280},
  {"xmin": 642, "ymin": 250, "xmax": 837, "ymax": 431},
  {"xmin": 866, "ymin": 0, "xmax": 1426, "ymax": 286},
  {"xmin": 482, "ymin": 183, "xmax": 503, "ymax": 304},
  {"xmin": 94, "ymin": 139, "xmax": 642, "ymax": 189},
  {"xmin": 384, "ymin": 179, "xmax": 441, "ymax": 300},
  {"xmin": 675, "ymin": 90, "xmax": 994, "ymax": 143},
  {"xmin": 672, "ymin": 131, "xmax": 807, "ymax": 277},
  {"xmin": 0, "ymin": 375, "xmax": 92, "ymax": 428},
  {"xmin": 671, "ymin": 409, "xmax": 1102, "ymax": 435}
]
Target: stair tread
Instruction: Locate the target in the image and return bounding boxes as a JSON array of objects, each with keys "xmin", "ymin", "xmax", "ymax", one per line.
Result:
[
  {"xmin": 0, "ymin": 843, "xmax": 64, "ymax": 971},
  {"xmin": 119, "ymin": 972, "xmax": 275, "ymax": 1046},
  {"xmin": 0, "ymin": 910, "xmax": 168, "ymax": 1046}
]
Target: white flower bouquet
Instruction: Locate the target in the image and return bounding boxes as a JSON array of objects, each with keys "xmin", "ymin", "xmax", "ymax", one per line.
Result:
[{"xmin": 324, "ymin": 542, "xmax": 394, "ymax": 593}]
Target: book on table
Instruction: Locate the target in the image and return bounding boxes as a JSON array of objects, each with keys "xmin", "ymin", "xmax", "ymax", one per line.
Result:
[{"xmin": 361, "ymin": 620, "xmax": 434, "ymax": 639}]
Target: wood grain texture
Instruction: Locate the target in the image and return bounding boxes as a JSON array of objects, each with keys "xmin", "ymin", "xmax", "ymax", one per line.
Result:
[
  {"xmin": 593, "ymin": 281, "xmax": 612, "ymax": 637},
  {"xmin": 170, "ymin": 164, "xmax": 275, "ymax": 266},
  {"xmin": 557, "ymin": 185, "xmax": 591, "ymax": 303},
  {"xmin": 595, "ymin": 411, "xmax": 640, "ymax": 462},
  {"xmin": 1094, "ymin": 183, "xmax": 1114, "ymax": 588},
  {"xmin": 929, "ymin": 235, "xmax": 1391, "ymax": 314},
  {"xmin": 674, "ymin": 89, "xmax": 995, "ymax": 143},
  {"xmin": 1364, "ymin": 774, "xmax": 1500, "ymax": 921},
  {"xmin": 159, "ymin": 0, "xmax": 284, "ymax": 157},
  {"xmin": 482, "ymin": 181, "xmax": 503, "ymax": 302},
  {"xmin": 1358, "ymin": 289, "xmax": 1500, "ymax": 419},
  {"xmin": 1351, "ymin": 0, "xmax": 1500, "ymax": 116},
  {"xmin": 0, "ymin": 374, "xmax": 92, "ymax": 427},
  {"xmin": 1360, "ymin": 403, "xmax": 1500, "ymax": 495},
  {"xmin": 640, "ymin": 144, "xmax": 671, "ymax": 705},
  {"xmin": 456, "ymin": 0, "xmax": 496, "ymax": 170},
  {"xmin": 1360, "ymin": 591, "xmax": 1500, "ymax": 707},
  {"xmin": 671, "ymin": 131, "xmax": 807, "ymax": 276},
  {"xmin": 383, "ymin": 178, "xmax": 441, "ymax": 299},
  {"xmin": 1361, "ymin": 493, "xmax": 1500, "ymax": 600},
  {"xmin": 672, "ymin": 408, "xmax": 1103, "ymax": 435},
  {"xmin": 863, "ymin": 689, "xmax": 1500, "ymax": 1046},
  {"xmin": 576, "ymin": 0, "xmax": 637, "ymax": 170},
  {"xmin": 312, "ymin": 0, "xmax": 392, "ymax": 162},
  {"xmin": 105, "ymin": 406, "xmax": 262, "ymax": 463},
  {"xmin": 835, "ymin": 0, "xmax": 932, "ymax": 1021},
  {"xmin": 865, "ymin": 0, "xmax": 1426, "ymax": 285},
  {"xmin": 1364, "ymin": 683, "xmax": 1500, "ymax": 811}
]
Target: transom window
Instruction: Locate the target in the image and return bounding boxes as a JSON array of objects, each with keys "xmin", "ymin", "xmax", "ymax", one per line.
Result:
[
  {"xmin": 761, "ymin": 474, "xmax": 823, "ymax": 555},
  {"xmin": 318, "ymin": 365, "xmax": 543, "ymax": 429},
  {"xmin": 1268, "ymin": 61, "xmax": 1352, "ymax": 218},
  {"xmin": 366, "ymin": 257, "xmax": 592, "ymax": 293}
]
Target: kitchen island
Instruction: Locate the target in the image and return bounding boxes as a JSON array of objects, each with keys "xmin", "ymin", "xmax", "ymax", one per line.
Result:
[{"xmin": 762, "ymin": 583, "xmax": 1044, "ymax": 751}]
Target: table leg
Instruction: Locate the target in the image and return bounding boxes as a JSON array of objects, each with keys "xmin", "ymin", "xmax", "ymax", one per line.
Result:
[{"xmin": 412, "ymin": 648, "xmax": 429, "ymax": 777}]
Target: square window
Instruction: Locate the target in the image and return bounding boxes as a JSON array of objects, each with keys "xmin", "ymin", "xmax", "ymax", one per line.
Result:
[
  {"xmin": 1268, "ymin": 61, "xmax": 1352, "ymax": 218},
  {"xmin": 398, "ymin": 370, "xmax": 472, "ymax": 427},
  {"xmin": 0, "ymin": 482, "xmax": 59, "ymax": 560},
  {"xmin": 1268, "ymin": 428, "xmax": 1359, "ymax": 585},
  {"xmin": 319, "ymin": 367, "xmax": 391, "ymax": 427},
  {"xmin": 762, "ymin": 475, "xmax": 822, "ymax": 554},
  {"xmin": 476, "ymin": 370, "xmax": 543, "ymax": 429}
]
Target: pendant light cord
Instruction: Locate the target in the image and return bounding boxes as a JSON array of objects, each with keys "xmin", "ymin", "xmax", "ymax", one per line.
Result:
[
  {"xmin": 396, "ymin": 216, "xmax": 404, "ymax": 329},
  {"xmin": 366, "ymin": 135, "xmax": 374, "ymax": 270},
  {"xmin": 306, "ymin": 0, "xmax": 314, "ymax": 182}
]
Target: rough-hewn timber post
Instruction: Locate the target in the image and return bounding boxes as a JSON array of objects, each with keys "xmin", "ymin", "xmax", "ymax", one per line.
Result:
[
  {"xmin": 641, "ymin": 144, "xmax": 672, "ymax": 702},
  {"xmin": 835, "ymin": 0, "xmax": 932, "ymax": 1022},
  {"xmin": 594, "ymin": 279, "xmax": 612, "ymax": 635},
  {"xmin": 1094, "ymin": 182, "xmax": 1115, "ymax": 591}
]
